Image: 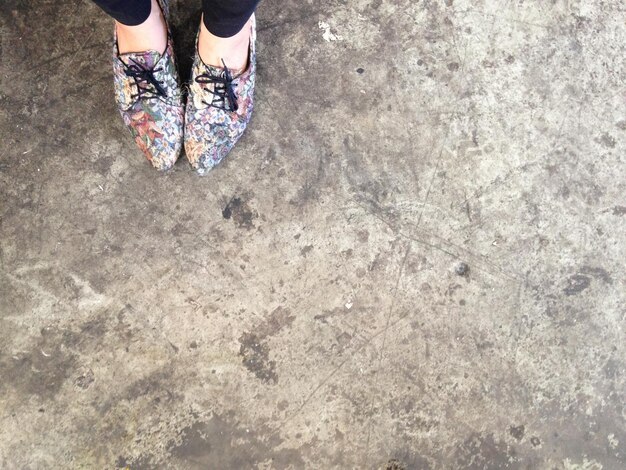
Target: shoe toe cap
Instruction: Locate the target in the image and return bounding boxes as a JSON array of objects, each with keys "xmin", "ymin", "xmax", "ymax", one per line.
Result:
[
  {"xmin": 123, "ymin": 103, "xmax": 184, "ymax": 170},
  {"xmin": 145, "ymin": 141, "xmax": 182, "ymax": 171},
  {"xmin": 184, "ymin": 109, "xmax": 252, "ymax": 174},
  {"xmin": 185, "ymin": 131, "xmax": 237, "ymax": 174}
]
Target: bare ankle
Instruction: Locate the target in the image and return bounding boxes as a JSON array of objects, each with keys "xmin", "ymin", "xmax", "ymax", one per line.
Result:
[
  {"xmin": 116, "ymin": 0, "xmax": 167, "ymax": 55},
  {"xmin": 197, "ymin": 16, "xmax": 251, "ymax": 74}
]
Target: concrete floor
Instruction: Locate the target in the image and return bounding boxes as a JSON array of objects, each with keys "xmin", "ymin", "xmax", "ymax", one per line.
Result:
[{"xmin": 1, "ymin": 0, "xmax": 625, "ymax": 468}]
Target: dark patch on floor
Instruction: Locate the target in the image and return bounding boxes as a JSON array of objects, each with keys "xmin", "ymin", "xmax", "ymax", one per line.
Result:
[
  {"xmin": 248, "ymin": 306, "xmax": 295, "ymax": 340},
  {"xmin": 139, "ymin": 413, "xmax": 305, "ymax": 468},
  {"xmin": 564, "ymin": 274, "xmax": 591, "ymax": 296},
  {"xmin": 0, "ymin": 327, "xmax": 78, "ymax": 399},
  {"xmin": 509, "ymin": 424, "xmax": 525, "ymax": 441},
  {"xmin": 238, "ymin": 307, "xmax": 295, "ymax": 382},
  {"xmin": 238, "ymin": 331, "xmax": 278, "ymax": 384},
  {"xmin": 222, "ymin": 196, "xmax": 258, "ymax": 229},
  {"xmin": 579, "ymin": 265, "xmax": 613, "ymax": 284}
]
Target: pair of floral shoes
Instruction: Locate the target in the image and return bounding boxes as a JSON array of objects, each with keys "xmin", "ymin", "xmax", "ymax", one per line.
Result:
[{"xmin": 113, "ymin": 0, "xmax": 256, "ymax": 174}]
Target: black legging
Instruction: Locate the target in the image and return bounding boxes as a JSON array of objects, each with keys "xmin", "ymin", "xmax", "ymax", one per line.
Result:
[{"xmin": 92, "ymin": 0, "xmax": 260, "ymax": 38}]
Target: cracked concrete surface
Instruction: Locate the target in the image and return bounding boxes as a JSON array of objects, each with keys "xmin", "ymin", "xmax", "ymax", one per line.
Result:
[{"xmin": 1, "ymin": 0, "xmax": 625, "ymax": 468}]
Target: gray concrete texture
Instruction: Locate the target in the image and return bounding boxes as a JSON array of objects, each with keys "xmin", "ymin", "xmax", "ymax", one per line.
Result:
[{"xmin": 0, "ymin": 0, "xmax": 625, "ymax": 468}]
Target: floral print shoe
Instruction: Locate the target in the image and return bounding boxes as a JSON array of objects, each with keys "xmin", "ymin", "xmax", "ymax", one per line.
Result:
[
  {"xmin": 184, "ymin": 14, "xmax": 257, "ymax": 175},
  {"xmin": 112, "ymin": 0, "xmax": 184, "ymax": 171}
]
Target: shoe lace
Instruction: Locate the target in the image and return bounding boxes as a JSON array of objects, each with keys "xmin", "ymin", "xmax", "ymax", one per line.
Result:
[
  {"xmin": 123, "ymin": 57, "xmax": 167, "ymax": 100},
  {"xmin": 195, "ymin": 58, "xmax": 239, "ymax": 112}
]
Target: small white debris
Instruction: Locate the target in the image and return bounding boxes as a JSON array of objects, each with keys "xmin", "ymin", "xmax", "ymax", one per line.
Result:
[
  {"xmin": 41, "ymin": 350, "xmax": 51, "ymax": 357},
  {"xmin": 22, "ymin": 149, "xmax": 32, "ymax": 155},
  {"xmin": 345, "ymin": 300, "xmax": 353, "ymax": 309},
  {"xmin": 318, "ymin": 21, "xmax": 343, "ymax": 42},
  {"xmin": 98, "ymin": 184, "xmax": 104, "ymax": 191}
]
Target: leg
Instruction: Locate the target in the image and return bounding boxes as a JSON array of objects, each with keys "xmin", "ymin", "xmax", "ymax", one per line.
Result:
[
  {"xmin": 184, "ymin": 1, "xmax": 260, "ymax": 173},
  {"xmin": 91, "ymin": 0, "xmax": 166, "ymax": 54},
  {"xmin": 90, "ymin": 0, "xmax": 152, "ymax": 26},
  {"xmin": 91, "ymin": 0, "xmax": 184, "ymax": 170},
  {"xmin": 201, "ymin": 0, "xmax": 261, "ymax": 38},
  {"xmin": 198, "ymin": 0, "xmax": 261, "ymax": 73}
]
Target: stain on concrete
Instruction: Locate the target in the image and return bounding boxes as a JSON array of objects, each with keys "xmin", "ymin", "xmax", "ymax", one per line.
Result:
[
  {"xmin": 596, "ymin": 132, "xmax": 616, "ymax": 148},
  {"xmin": 238, "ymin": 332, "xmax": 278, "ymax": 384},
  {"xmin": 237, "ymin": 307, "xmax": 295, "ymax": 383},
  {"xmin": 249, "ymin": 306, "xmax": 295, "ymax": 340},
  {"xmin": 0, "ymin": 328, "xmax": 78, "ymax": 399},
  {"xmin": 300, "ymin": 244, "xmax": 314, "ymax": 256},
  {"xmin": 222, "ymin": 196, "xmax": 257, "ymax": 229},
  {"xmin": 313, "ymin": 305, "xmax": 348, "ymax": 324},
  {"xmin": 96, "ymin": 366, "xmax": 180, "ymax": 417},
  {"xmin": 455, "ymin": 262, "xmax": 470, "ymax": 276},
  {"xmin": 142, "ymin": 413, "xmax": 305, "ymax": 468},
  {"xmin": 579, "ymin": 266, "xmax": 613, "ymax": 284},
  {"xmin": 509, "ymin": 424, "xmax": 525, "ymax": 441},
  {"xmin": 602, "ymin": 358, "xmax": 621, "ymax": 379},
  {"xmin": 114, "ymin": 455, "xmax": 129, "ymax": 468},
  {"xmin": 564, "ymin": 274, "xmax": 591, "ymax": 296}
]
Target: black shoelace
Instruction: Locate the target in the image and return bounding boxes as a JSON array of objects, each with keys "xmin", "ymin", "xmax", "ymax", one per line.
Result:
[
  {"xmin": 195, "ymin": 58, "xmax": 239, "ymax": 112},
  {"xmin": 123, "ymin": 57, "xmax": 166, "ymax": 100}
]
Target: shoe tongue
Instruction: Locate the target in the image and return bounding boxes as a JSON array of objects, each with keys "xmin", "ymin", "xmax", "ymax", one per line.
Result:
[{"xmin": 119, "ymin": 49, "xmax": 161, "ymax": 69}]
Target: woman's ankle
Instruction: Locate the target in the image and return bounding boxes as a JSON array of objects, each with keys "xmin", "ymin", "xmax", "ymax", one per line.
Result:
[
  {"xmin": 197, "ymin": 16, "xmax": 251, "ymax": 74},
  {"xmin": 116, "ymin": 0, "xmax": 167, "ymax": 55}
]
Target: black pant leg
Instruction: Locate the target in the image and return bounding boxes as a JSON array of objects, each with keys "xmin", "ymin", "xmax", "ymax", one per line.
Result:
[
  {"xmin": 202, "ymin": 0, "xmax": 261, "ymax": 37},
  {"xmin": 91, "ymin": 0, "xmax": 152, "ymax": 26}
]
